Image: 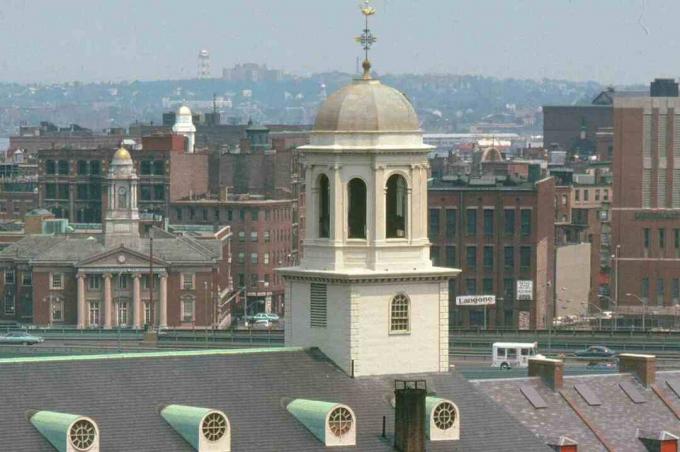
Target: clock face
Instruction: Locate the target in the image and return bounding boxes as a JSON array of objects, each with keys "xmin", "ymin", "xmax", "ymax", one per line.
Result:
[
  {"xmin": 118, "ymin": 187, "xmax": 127, "ymax": 195},
  {"xmin": 117, "ymin": 255, "xmax": 126, "ymax": 264}
]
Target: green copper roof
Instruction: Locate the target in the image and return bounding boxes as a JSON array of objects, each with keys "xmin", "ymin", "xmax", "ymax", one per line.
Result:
[
  {"xmin": 286, "ymin": 399, "xmax": 338, "ymax": 443},
  {"xmin": 29, "ymin": 411, "xmax": 81, "ymax": 452},
  {"xmin": 0, "ymin": 347, "xmax": 303, "ymax": 365},
  {"xmin": 161, "ymin": 404, "xmax": 214, "ymax": 449}
]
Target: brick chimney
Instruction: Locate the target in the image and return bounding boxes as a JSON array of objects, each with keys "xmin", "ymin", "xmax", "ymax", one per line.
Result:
[
  {"xmin": 528, "ymin": 358, "xmax": 564, "ymax": 391},
  {"xmin": 619, "ymin": 354, "xmax": 656, "ymax": 387},
  {"xmin": 638, "ymin": 429, "xmax": 679, "ymax": 452},
  {"xmin": 394, "ymin": 380, "xmax": 426, "ymax": 452},
  {"xmin": 547, "ymin": 436, "xmax": 578, "ymax": 452}
]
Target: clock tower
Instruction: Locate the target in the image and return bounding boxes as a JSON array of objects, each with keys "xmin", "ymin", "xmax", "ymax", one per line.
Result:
[{"xmin": 104, "ymin": 147, "xmax": 140, "ymax": 247}]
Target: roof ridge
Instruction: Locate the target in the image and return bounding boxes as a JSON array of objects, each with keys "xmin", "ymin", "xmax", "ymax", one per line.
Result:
[{"xmin": 177, "ymin": 235, "xmax": 216, "ymax": 258}]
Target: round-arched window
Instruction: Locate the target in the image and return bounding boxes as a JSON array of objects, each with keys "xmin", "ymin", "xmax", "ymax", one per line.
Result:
[
  {"xmin": 318, "ymin": 174, "xmax": 330, "ymax": 238},
  {"xmin": 433, "ymin": 401, "xmax": 456, "ymax": 430},
  {"xmin": 386, "ymin": 174, "xmax": 408, "ymax": 238},
  {"xmin": 328, "ymin": 407, "xmax": 353, "ymax": 437},
  {"xmin": 202, "ymin": 412, "xmax": 228, "ymax": 442},
  {"xmin": 69, "ymin": 419, "xmax": 97, "ymax": 451},
  {"xmin": 390, "ymin": 294, "xmax": 410, "ymax": 333},
  {"xmin": 347, "ymin": 178, "xmax": 367, "ymax": 239}
]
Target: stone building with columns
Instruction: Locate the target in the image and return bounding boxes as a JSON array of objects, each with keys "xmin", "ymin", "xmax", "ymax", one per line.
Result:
[{"xmin": 0, "ymin": 147, "xmax": 232, "ymax": 328}]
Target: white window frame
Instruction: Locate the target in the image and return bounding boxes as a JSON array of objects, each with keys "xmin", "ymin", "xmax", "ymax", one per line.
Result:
[
  {"xmin": 51, "ymin": 273, "xmax": 64, "ymax": 290},
  {"xmin": 50, "ymin": 297, "xmax": 64, "ymax": 322},
  {"xmin": 4, "ymin": 269, "xmax": 15, "ymax": 285},
  {"xmin": 4, "ymin": 293, "xmax": 15, "ymax": 314},
  {"xmin": 88, "ymin": 275, "xmax": 101, "ymax": 291},
  {"xmin": 144, "ymin": 302, "xmax": 152, "ymax": 325},
  {"xmin": 118, "ymin": 275, "xmax": 128, "ymax": 290},
  {"xmin": 264, "ymin": 252, "xmax": 270, "ymax": 265},
  {"xmin": 181, "ymin": 273, "xmax": 195, "ymax": 290},
  {"xmin": 21, "ymin": 272, "xmax": 32, "ymax": 287},
  {"xmin": 389, "ymin": 293, "xmax": 410, "ymax": 334},
  {"xmin": 88, "ymin": 300, "xmax": 100, "ymax": 327},
  {"xmin": 181, "ymin": 296, "xmax": 195, "ymax": 322},
  {"xmin": 117, "ymin": 300, "xmax": 129, "ymax": 326}
]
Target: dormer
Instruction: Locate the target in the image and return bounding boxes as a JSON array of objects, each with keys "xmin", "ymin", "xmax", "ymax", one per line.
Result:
[
  {"xmin": 286, "ymin": 399, "xmax": 356, "ymax": 447},
  {"xmin": 29, "ymin": 410, "xmax": 99, "ymax": 452},
  {"xmin": 161, "ymin": 404, "xmax": 231, "ymax": 452},
  {"xmin": 425, "ymin": 396, "xmax": 460, "ymax": 442}
]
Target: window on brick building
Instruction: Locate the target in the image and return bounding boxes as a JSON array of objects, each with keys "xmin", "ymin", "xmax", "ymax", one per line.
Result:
[
  {"xmin": 482, "ymin": 278, "xmax": 493, "ymax": 294},
  {"xmin": 318, "ymin": 174, "xmax": 330, "ymax": 238},
  {"xmin": 264, "ymin": 231, "xmax": 270, "ymax": 243},
  {"xmin": 140, "ymin": 161, "xmax": 152, "ymax": 175},
  {"xmin": 466, "ymin": 209, "xmax": 477, "ymax": 235},
  {"xmin": 483, "ymin": 246, "xmax": 493, "ymax": 270},
  {"xmin": 238, "ymin": 232, "xmax": 245, "ymax": 242},
  {"xmin": 51, "ymin": 273, "xmax": 63, "ymax": 290},
  {"xmin": 176, "ymin": 208, "xmax": 183, "ymax": 221},
  {"xmin": 595, "ymin": 189, "xmax": 600, "ymax": 201},
  {"xmin": 466, "ymin": 246, "xmax": 477, "ymax": 270},
  {"xmin": 250, "ymin": 253, "xmax": 258, "ymax": 264},
  {"xmin": 446, "ymin": 246, "xmax": 456, "ymax": 267},
  {"xmin": 264, "ymin": 253, "xmax": 270, "ymax": 265},
  {"xmin": 77, "ymin": 160, "xmax": 88, "ymax": 175},
  {"xmin": 250, "ymin": 274, "xmax": 258, "ymax": 287},
  {"xmin": 429, "ymin": 208, "xmax": 440, "ymax": 240},
  {"xmin": 641, "ymin": 277, "xmax": 650, "ymax": 301},
  {"xmin": 445, "ymin": 209, "xmax": 456, "ymax": 241},
  {"xmin": 237, "ymin": 252, "xmax": 245, "ymax": 264},
  {"xmin": 660, "ymin": 229, "xmax": 666, "ymax": 249},
  {"xmin": 584, "ymin": 190, "xmax": 589, "ymax": 201},
  {"xmin": 603, "ymin": 189, "xmax": 609, "ymax": 201},
  {"xmin": 21, "ymin": 272, "xmax": 31, "ymax": 287},
  {"xmin": 4, "ymin": 270, "xmax": 14, "ymax": 285},
  {"xmin": 181, "ymin": 296, "xmax": 195, "ymax": 322},
  {"xmin": 182, "ymin": 273, "xmax": 195, "ymax": 290},
  {"xmin": 153, "ymin": 160, "xmax": 165, "ymax": 175},
  {"xmin": 504, "ymin": 209, "xmax": 515, "ymax": 235},
  {"xmin": 520, "ymin": 246, "xmax": 531, "ymax": 269},
  {"xmin": 673, "ymin": 278, "xmax": 680, "ymax": 305},
  {"xmin": 45, "ymin": 160, "xmax": 56, "ymax": 175},
  {"xmin": 430, "ymin": 246, "xmax": 440, "ymax": 266},
  {"xmin": 483, "ymin": 209, "xmax": 494, "ymax": 236},
  {"xmin": 154, "ymin": 185, "xmax": 165, "ymax": 201},
  {"xmin": 503, "ymin": 278, "xmax": 514, "ymax": 301},
  {"xmin": 504, "ymin": 246, "xmax": 514, "ymax": 270},
  {"xmin": 90, "ymin": 161, "xmax": 101, "ymax": 175},
  {"xmin": 657, "ymin": 279, "xmax": 665, "ymax": 306},
  {"xmin": 644, "ymin": 228, "xmax": 650, "ymax": 249},
  {"xmin": 250, "ymin": 231, "xmax": 258, "ymax": 242},
  {"xmin": 520, "ymin": 209, "xmax": 531, "ymax": 237},
  {"xmin": 4, "ymin": 293, "xmax": 14, "ymax": 314},
  {"xmin": 386, "ymin": 174, "xmax": 407, "ymax": 238},
  {"xmin": 251, "ymin": 209, "xmax": 259, "ymax": 221},
  {"xmin": 57, "ymin": 160, "xmax": 69, "ymax": 175},
  {"xmin": 465, "ymin": 278, "xmax": 477, "ymax": 295}
]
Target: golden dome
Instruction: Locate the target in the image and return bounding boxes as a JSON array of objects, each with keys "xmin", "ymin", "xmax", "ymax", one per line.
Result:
[
  {"xmin": 313, "ymin": 79, "xmax": 420, "ymax": 133},
  {"xmin": 113, "ymin": 147, "xmax": 131, "ymax": 161}
]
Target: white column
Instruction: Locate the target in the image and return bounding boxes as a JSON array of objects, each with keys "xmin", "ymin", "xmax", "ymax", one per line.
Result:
[
  {"xmin": 159, "ymin": 274, "xmax": 168, "ymax": 328},
  {"xmin": 133, "ymin": 274, "xmax": 141, "ymax": 329},
  {"xmin": 77, "ymin": 274, "xmax": 86, "ymax": 329},
  {"xmin": 103, "ymin": 274, "xmax": 112, "ymax": 329}
]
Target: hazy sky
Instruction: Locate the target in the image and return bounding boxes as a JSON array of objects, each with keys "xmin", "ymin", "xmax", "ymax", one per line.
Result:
[{"xmin": 0, "ymin": 0, "xmax": 677, "ymax": 85}]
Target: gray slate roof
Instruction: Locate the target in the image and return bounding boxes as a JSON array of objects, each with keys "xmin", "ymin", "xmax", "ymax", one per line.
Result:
[
  {"xmin": 0, "ymin": 234, "xmax": 222, "ymax": 266},
  {"xmin": 473, "ymin": 371, "xmax": 680, "ymax": 452},
  {"xmin": 0, "ymin": 348, "xmax": 550, "ymax": 451}
]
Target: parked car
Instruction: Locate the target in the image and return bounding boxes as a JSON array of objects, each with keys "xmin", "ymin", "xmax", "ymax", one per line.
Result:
[
  {"xmin": 252, "ymin": 319, "xmax": 272, "ymax": 329},
  {"xmin": 265, "ymin": 313, "xmax": 280, "ymax": 322},
  {"xmin": 574, "ymin": 345, "xmax": 616, "ymax": 360},
  {"xmin": 252, "ymin": 313, "xmax": 270, "ymax": 322},
  {"xmin": 0, "ymin": 331, "xmax": 44, "ymax": 345}
]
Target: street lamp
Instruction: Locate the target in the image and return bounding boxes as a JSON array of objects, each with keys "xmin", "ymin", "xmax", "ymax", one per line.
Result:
[{"xmin": 626, "ymin": 293, "xmax": 647, "ymax": 331}]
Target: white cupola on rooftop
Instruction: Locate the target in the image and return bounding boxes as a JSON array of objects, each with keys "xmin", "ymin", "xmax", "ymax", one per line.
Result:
[
  {"xmin": 172, "ymin": 105, "xmax": 196, "ymax": 153},
  {"xmin": 278, "ymin": 2, "xmax": 459, "ymax": 378}
]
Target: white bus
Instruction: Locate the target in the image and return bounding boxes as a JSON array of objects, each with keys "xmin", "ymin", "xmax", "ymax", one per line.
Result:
[{"xmin": 492, "ymin": 342, "xmax": 543, "ymax": 369}]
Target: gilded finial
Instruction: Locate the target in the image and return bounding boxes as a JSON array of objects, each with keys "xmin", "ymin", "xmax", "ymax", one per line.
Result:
[{"xmin": 355, "ymin": 0, "xmax": 377, "ymax": 80}]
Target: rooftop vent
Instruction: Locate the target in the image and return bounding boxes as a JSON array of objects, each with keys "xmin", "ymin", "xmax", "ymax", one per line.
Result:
[
  {"xmin": 160, "ymin": 404, "xmax": 231, "ymax": 451},
  {"xmin": 637, "ymin": 429, "xmax": 679, "ymax": 452},
  {"xmin": 286, "ymin": 399, "xmax": 356, "ymax": 447},
  {"xmin": 425, "ymin": 396, "xmax": 459, "ymax": 442},
  {"xmin": 29, "ymin": 410, "xmax": 99, "ymax": 452}
]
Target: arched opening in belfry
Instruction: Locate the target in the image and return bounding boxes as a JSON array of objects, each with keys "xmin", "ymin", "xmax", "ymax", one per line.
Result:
[
  {"xmin": 386, "ymin": 174, "xmax": 407, "ymax": 238},
  {"xmin": 348, "ymin": 178, "xmax": 367, "ymax": 239},
  {"xmin": 318, "ymin": 174, "xmax": 330, "ymax": 238}
]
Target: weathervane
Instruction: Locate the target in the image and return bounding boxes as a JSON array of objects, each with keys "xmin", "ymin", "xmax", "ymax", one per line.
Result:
[{"xmin": 355, "ymin": 0, "xmax": 377, "ymax": 80}]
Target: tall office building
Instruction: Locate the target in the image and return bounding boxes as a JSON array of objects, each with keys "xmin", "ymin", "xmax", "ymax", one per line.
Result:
[{"xmin": 612, "ymin": 78, "xmax": 680, "ymax": 327}]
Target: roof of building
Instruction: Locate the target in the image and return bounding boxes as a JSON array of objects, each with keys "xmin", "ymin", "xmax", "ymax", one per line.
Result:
[
  {"xmin": 0, "ymin": 233, "xmax": 223, "ymax": 266},
  {"xmin": 112, "ymin": 146, "xmax": 131, "ymax": 162},
  {"xmin": 0, "ymin": 348, "xmax": 550, "ymax": 451},
  {"xmin": 313, "ymin": 79, "xmax": 420, "ymax": 133},
  {"xmin": 473, "ymin": 370, "xmax": 680, "ymax": 452}
]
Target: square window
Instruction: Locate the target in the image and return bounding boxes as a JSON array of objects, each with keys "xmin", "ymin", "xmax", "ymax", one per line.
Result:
[{"xmin": 21, "ymin": 272, "xmax": 32, "ymax": 287}]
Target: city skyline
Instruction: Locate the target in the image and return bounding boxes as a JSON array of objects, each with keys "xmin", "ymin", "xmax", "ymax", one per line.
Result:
[{"xmin": 0, "ymin": 0, "xmax": 677, "ymax": 85}]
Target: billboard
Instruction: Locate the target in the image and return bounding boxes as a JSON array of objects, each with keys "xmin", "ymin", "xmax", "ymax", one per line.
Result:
[
  {"xmin": 517, "ymin": 280, "xmax": 533, "ymax": 301},
  {"xmin": 455, "ymin": 295, "xmax": 496, "ymax": 306}
]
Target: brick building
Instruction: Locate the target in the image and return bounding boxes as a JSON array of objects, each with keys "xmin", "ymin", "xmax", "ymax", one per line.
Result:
[
  {"xmin": 428, "ymin": 175, "xmax": 555, "ymax": 329},
  {"xmin": 8, "ymin": 122, "xmax": 128, "ymax": 157},
  {"xmin": 170, "ymin": 195, "xmax": 294, "ymax": 315},
  {"xmin": 37, "ymin": 134, "xmax": 208, "ymax": 224},
  {"xmin": 612, "ymin": 79, "xmax": 680, "ymax": 327},
  {"xmin": 0, "ymin": 148, "xmax": 233, "ymax": 328}
]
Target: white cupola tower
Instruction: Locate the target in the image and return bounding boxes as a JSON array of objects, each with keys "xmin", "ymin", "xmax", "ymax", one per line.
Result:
[
  {"xmin": 278, "ymin": 4, "xmax": 459, "ymax": 377},
  {"xmin": 172, "ymin": 105, "xmax": 196, "ymax": 153},
  {"xmin": 104, "ymin": 147, "xmax": 140, "ymax": 247}
]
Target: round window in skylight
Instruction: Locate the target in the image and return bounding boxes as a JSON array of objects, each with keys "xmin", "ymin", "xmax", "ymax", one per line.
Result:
[
  {"xmin": 328, "ymin": 407, "xmax": 353, "ymax": 437},
  {"xmin": 202, "ymin": 412, "xmax": 227, "ymax": 442},
  {"xmin": 69, "ymin": 419, "xmax": 97, "ymax": 451},
  {"xmin": 433, "ymin": 401, "xmax": 456, "ymax": 430}
]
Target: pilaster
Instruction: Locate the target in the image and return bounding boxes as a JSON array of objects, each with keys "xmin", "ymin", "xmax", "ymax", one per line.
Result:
[
  {"xmin": 76, "ymin": 273, "xmax": 86, "ymax": 329},
  {"xmin": 159, "ymin": 274, "xmax": 168, "ymax": 328},
  {"xmin": 133, "ymin": 274, "xmax": 141, "ymax": 329},
  {"xmin": 103, "ymin": 273, "xmax": 112, "ymax": 329}
]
